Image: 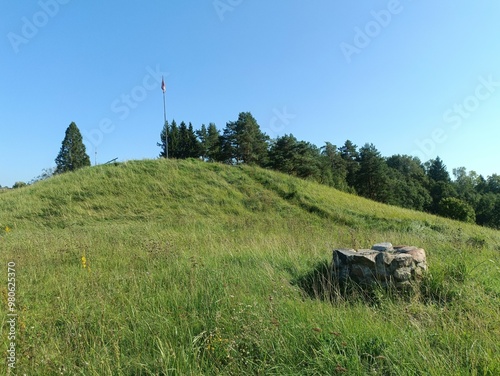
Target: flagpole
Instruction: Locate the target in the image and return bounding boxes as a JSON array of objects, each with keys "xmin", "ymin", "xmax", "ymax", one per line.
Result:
[{"xmin": 162, "ymin": 76, "xmax": 169, "ymax": 159}]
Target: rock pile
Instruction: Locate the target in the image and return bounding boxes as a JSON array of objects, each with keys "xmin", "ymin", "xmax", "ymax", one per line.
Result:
[{"xmin": 332, "ymin": 242, "xmax": 427, "ymax": 288}]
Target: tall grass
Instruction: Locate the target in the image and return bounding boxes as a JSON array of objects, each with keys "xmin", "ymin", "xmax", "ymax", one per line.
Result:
[{"xmin": 1, "ymin": 159, "xmax": 499, "ymax": 375}]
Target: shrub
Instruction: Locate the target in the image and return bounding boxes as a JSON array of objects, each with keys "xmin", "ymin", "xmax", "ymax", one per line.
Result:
[
  {"xmin": 438, "ymin": 197, "xmax": 476, "ymax": 223},
  {"xmin": 12, "ymin": 181, "xmax": 27, "ymax": 189}
]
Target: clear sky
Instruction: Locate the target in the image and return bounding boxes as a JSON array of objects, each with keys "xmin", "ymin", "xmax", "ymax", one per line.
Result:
[{"xmin": 2, "ymin": 1, "xmax": 499, "ymax": 187}]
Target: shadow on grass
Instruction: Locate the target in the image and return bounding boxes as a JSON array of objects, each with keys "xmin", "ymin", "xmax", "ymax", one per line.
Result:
[
  {"xmin": 291, "ymin": 260, "xmax": 380, "ymax": 304},
  {"xmin": 292, "ymin": 260, "xmax": 457, "ymax": 306},
  {"xmin": 291, "ymin": 260, "xmax": 336, "ymax": 301}
]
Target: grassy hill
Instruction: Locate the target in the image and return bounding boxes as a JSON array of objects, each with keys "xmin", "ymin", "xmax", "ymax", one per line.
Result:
[{"xmin": 1, "ymin": 158, "xmax": 499, "ymax": 375}]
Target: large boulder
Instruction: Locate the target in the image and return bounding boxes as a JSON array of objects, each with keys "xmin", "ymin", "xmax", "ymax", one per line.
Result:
[{"xmin": 332, "ymin": 243, "xmax": 427, "ymax": 288}]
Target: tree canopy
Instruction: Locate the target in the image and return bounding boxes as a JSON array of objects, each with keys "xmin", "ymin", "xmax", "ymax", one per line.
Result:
[
  {"xmin": 55, "ymin": 122, "xmax": 91, "ymax": 174},
  {"xmin": 154, "ymin": 112, "xmax": 500, "ymax": 229}
]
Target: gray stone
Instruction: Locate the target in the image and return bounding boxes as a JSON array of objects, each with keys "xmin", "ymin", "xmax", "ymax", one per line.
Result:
[
  {"xmin": 391, "ymin": 254, "xmax": 413, "ymax": 268},
  {"xmin": 372, "ymin": 242, "xmax": 393, "ymax": 251},
  {"xmin": 394, "ymin": 267, "xmax": 412, "ymax": 282},
  {"xmin": 332, "ymin": 243, "xmax": 427, "ymax": 288}
]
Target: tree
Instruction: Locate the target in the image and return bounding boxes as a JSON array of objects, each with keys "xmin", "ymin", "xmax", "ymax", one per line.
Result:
[
  {"xmin": 426, "ymin": 156, "xmax": 450, "ymax": 183},
  {"xmin": 321, "ymin": 142, "xmax": 348, "ymax": 191},
  {"xmin": 475, "ymin": 193, "xmax": 497, "ymax": 227},
  {"xmin": 174, "ymin": 122, "xmax": 200, "ymax": 159},
  {"xmin": 221, "ymin": 112, "xmax": 269, "ymax": 165},
  {"xmin": 12, "ymin": 181, "xmax": 27, "ymax": 189},
  {"xmin": 197, "ymin": 123, "xmax": 224, "ymax": 162},
  {"xmin": 355, "ymin": 143, "xmax": 389, "ymax": 202},
  {"xmin": 428, "ymin": 180, "xmax": 456, "ymax": 214},
  {"xmin": 55, "ymin": 122, "xmax": 91, "ymax": 174},
  {"xmin": 158, "ymin": 120, "xmax": 180, "ymax": 158},
  {"xmin": 197, "ymin": 124, "xmax": 209, "ymax": 160},
  {"xmin": 268, "ymin": 134, "xmax": 323, "ymax": 181},
  {"xmin": 30, "ymin": 167, "xmax": 56, "ymax": 184},
  {"xmin": 158, "ymin": 120, "xmax": 169, "ymax": 158},
  {"xmin": 486, "ymin": 174, "xmax": 500, "ymax": 194},
  {"xmin": 205, "ymin": 123, "xmax": 222, "ymax": 162},
  {"xmin": 338, "ymin": 140, "xmax": 359, "ymax": 188},
  {"xmin": 438, "ymin": 197, "xmax": 476, "ymax": 223},
  {"xmin": 267, "ymin": 134, "xmax": 296, "ymax": 173},
  {"xmin": 386, "ymin": 155, "xmax": 431, "ymax": 211},
  {"xmin": 452, "ymin": 167, "xmax": 481, "ymax": 208},
  {"xmin": 426, "ymin": 157, "xmax": 455, "ymax": 213}
]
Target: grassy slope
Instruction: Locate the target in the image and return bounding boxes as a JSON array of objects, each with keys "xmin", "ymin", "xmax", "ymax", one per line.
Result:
[{"xmin": 1, "ymin": 158, "xmax": 499, "ymax": 375}]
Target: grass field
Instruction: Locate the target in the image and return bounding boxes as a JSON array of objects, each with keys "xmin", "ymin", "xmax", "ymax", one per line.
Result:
[{"xmin": 1, "ymin": 158, "xmax": 499, "ymax": 375}]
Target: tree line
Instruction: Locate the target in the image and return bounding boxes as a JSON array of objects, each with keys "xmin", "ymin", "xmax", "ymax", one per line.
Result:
[
  {"xmin": 7, "ymin": 116, "xmax": 498, "ymax": 230},
  {"xmin": 157, "ymin": 112, "xmax": 500, "ymax": 229}
]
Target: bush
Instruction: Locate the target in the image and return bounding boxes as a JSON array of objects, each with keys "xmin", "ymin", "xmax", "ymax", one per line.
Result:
[
  {"xmin": 438, "ymin": 197, "xmax": 476, "ymax": 223},
  {"xmin": 12, "ymin": 181, "xmax": 27, "ymax": 189}
]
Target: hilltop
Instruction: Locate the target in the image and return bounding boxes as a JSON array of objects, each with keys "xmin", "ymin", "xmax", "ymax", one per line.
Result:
[{"xmin": 1, "ymin": 159, "xmax": 499, "ymax": 375}]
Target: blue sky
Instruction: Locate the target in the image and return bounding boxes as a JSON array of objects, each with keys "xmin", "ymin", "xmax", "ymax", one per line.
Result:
[{"xmin": 1, "ymin": 1, "xmax": 499, "ymax": 187}]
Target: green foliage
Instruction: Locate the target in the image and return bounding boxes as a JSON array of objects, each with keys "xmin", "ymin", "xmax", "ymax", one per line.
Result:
[
  {"xmin": 30, "ymin": 167, "xmax": 56, "ymax": 184},
  {"xmin": 428, "ymin": 180, "xmax": 456, "ymax": 214},
  {"xmin": 355, "ymin": 143, "xmax": 389, "ymax": 202},
  {"xmin": 438, "ymin": 197, "xmax": 476, "ymax": 223},
  {"xmin": 1, "ymin": 159, "xmax": 500, "ymax": 374},
  {"xmin": 267, "ymin": 134, "xmax": 324, "ymax": 182},
  {"xmin": 54, "ymin": 122, "xmax": 91, "ymax": 174},
  {"xmin": 385, "ymin": 155, "xmax": 431, "ymax": 211},
  {"xmin": 158, "ymin": 120, "xmax": 169, "ymax": 158},
  {"xmin": 339, "ymin": 139, "xmax": 359, "ymax": 187},
  {"xmin": 154, "ymin": 115, "xmax": 500, "ymax": 230},
  {"xmin": 197, "ymin": 123, "xmax": 222, "ymax": 161},
  {"xmin": 12, "ymin": 181, "xmax": 27, "ymax": 189},
  {"xmin": 321, "ymin": 142, "xmax": 349, "ymax": 191},
  {"xmin": 453, "ymin": 167, "xmax": 481, "ymax": 207},
  {"xmin": 475, "ymin": 193, "xmax": 498, "ymax": 227},
  {"xmin": 206, "ymin": 123, "xmax": 223, "ymax": 162},
  {"xmin": 159, "ymin": 119, "xmax": 200, "ymax": 159},
  {"xmin": 486, "ymin": 174, "xmax": 500, "ymax": 194},
  {"xmin": 426, "ymin": 156, "xmax": 451, "ymax": 183},
  {"xmin": 221, "ymin": 112, "xmax": 269, "ymax": 165},
  {"xmin": 175, "ymin": 121, "xmax": 201, "ymax": 159}
]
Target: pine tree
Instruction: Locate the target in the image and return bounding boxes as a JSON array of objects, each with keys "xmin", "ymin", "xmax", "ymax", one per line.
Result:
[
  {"xmin": 174, "ymin": 122, "xmax": 199, "ymax": 159},
  {"xmin": 267, "ymin": 134, "xmax": 324, "ymax": 181},
  {"xmin": 267, "ymin": 134, "xmax": 298, "ymax": 173},
  {"xmin": 221, "ymin": 112, "xmax": 269, "ymax": 165},
  {"xmin": 355, "ymin": 143, "xmax": 389, "ymax": 202},
  {"xmin": 169, "ymin": 120, "xmax": 180, "ymax": 158},
  {"xmin": 158, "ymin": 120, "xmax": 179, "ymax": 158},
  {"xmin": 55, "ymin": 122, "xmax": 91, "ymax": 174},
  {"xmin": 207, "ymin": 123, "xmax": 222, "ymax": 162},
  {"xmin": 321, "ymin": 142, "xmax": 348, "ymax": 190},
  {"xmin": 197, "ymin": 124, "xmax": 209, "ymax": 160},
  {"xmin": 339, "ymin": 140, "xmax": 359, "ymax": 188},
  {"xmin": 426, "ymin": 157, "xmax": 455, "ymax": 213},
  {"xmin": 158, "ymin": 120, "xmax": 169, "ymax": 158},
  {"xmin": 177, "ymin": 121, "xmax": 189, "ymax": 158},
  {"xmin": 426, "ymin": 156, "xmax": 450, "ymax": 182},
  {"xmin": 187, "ymin": 122, "xmax": 201, "ymax": 158}
]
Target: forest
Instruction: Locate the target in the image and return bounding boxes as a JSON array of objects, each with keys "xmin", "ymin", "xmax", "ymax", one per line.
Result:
[{"xmin": 158, "ymin": 112, "xmax": 500, "ymax": 229}]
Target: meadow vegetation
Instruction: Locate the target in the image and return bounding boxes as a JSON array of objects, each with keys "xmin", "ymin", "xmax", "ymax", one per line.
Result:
[{"xmin": 1, "ymin": 159, "xmax": 499, "ymax": 375}]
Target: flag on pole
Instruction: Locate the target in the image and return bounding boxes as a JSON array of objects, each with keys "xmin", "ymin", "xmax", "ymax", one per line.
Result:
[{"xmin": 161, "ymin": 76, "xmax": 166, "ymax": 93}]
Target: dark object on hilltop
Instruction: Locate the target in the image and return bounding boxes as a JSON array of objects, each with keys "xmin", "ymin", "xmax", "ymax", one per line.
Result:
[
  {"xmin": 333, "ymin": 242, "xmax": 427, "ymax": 288},
  {"xmin": 55, "ymin": 122, "xmax": 91, "ymax": 174}
]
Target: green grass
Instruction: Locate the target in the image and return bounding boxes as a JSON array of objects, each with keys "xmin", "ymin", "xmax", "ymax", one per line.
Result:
[{"xmin": 1, "ymin": 158, "xmax": 500, "ymax": 375}]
